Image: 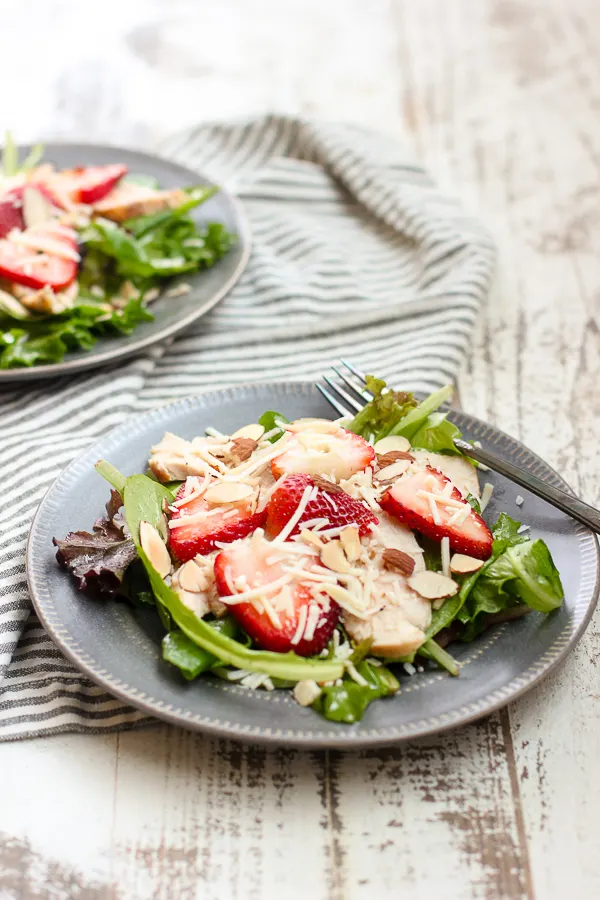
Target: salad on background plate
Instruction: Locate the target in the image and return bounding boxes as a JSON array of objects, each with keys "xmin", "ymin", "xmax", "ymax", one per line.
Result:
[
  {"xmin": 0, "ymin": 135, "xmax": 233, "ymax": 369},
  {"xmin": 54, "ymin": 377, "xmax": 565, "ymax": 725}
]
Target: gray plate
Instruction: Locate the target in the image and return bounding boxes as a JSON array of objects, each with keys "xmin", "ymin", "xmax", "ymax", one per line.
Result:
[
  {"xmin": 27, "ymin": 382, "xmax": 600, "ymax": 747},
  {"xmin": 0, "ymin": 143, "xmax": 250, "ymax": 382}
]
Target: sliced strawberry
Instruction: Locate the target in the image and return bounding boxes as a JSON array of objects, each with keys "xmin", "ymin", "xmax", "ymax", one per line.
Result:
[
  {"xmin": 0, "ymin": 184, "xmax": 63, "ymax": 238},
  {"xmin": 214, "ymin": 534, "xmax": 339, "ymax": 655},
  {"xmin": 271, "ymin": 424, "xmax": 375, "ymax": 481},
  {"xmin": 380, "ymin": 465, "xmax": 493, "ymax": 560},
  {"xmin": 59, "ymin": 164, "xmax": 128, "ymax": 205},
  {"xmin": 266, "ymin": 473, "xmax": 378, "ymax": 539},
  {"xmin": 0, "ymin": 225, "xmax": 78, "ymax": 290},
  {"xmin": 0, "ymin": 194, "xmax": 23, "ymax": 239},
  {"xmin": 168, "ymin": 480, "xmax": 267, "ymax": 562}
]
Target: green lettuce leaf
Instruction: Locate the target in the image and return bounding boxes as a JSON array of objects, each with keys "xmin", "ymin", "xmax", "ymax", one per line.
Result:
[
  {"xmin": 469, "ymin": 540, "xmax": 563, "ymax": 616},
  {"xmin": 409, "ymin": 411, "xmax": 463, "ymax": 455},
  {"xmin": 0, "ymin": 298, "xmax": 153, "ymax": 369},
  {"xmin": 348, "ymin": 375, "xmax": 417, "ymax": 441},
  {"xmin": 311, "ymin": 659, "xmax": 399, "ymax": 723},
  {"xmin": 258, "ymin": 410, "xmax": 289, "ymax": 442},
  {"xmin": 417, "ymin": 638, "xmax": 460, "ymax": 675},
  {"xmin": 387, "ymin": 385, "xmax": 454, "ymax": 439},
  {"xmin": 162, "ymin": 617, "xmax": 240, "ymax": 680},
  {"xmin": 124, "ymin": 185, "xmax": 218, "ymax": 237},
  {"xmin": 2, "ymin": 134, "xmax": 45, "ymax": 176},
  {"xmin": 426, "ymin": 513, "xmax": 561, "ymax": 642}
]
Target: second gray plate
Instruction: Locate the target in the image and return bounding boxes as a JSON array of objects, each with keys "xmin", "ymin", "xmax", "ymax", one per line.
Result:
[
  {"xmin": 27, "ymin": 382, "xmax": 600, "ymax": 747},
  {"xmin": 0, "ymin": 143, "xmax": 250, "ymax": 382}
]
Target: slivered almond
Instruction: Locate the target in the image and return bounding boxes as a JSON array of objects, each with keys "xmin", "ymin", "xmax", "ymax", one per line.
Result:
[
  {"xmin": 139, "ymin": 521, "xmax": 172, "ymax": 578},
  {"xmin": 375, "ymin": 459, "xmax": 412, "ymax": 482},
  {"xmin": 312, "ymin": 474, "xmax": 343, "ymax": 493},
  {"xmin": 320, "ymin": 540, "xmax": 351, "ymax": 574},
  {"xmin": 408, "ymin": 571, "xmax": 458, "ymax": 600},
  {"xmin": 229, "ymin": 437, "xmax": 258, "ymax": 462},
  {"xmin": 204, "ymin": 482, "xmax": 254, "ymax": 504},
  {"xmin": 450, "ymin": 554, "xmax": 485, "ymax": 574},
  {"xmin": 178, "ymin": 560, "xmax": 206, "ymax": 593},
  {"xmin": 377, "ymin": 450, "xmax": 414, "ymax": 468},
  {"xmin": 373, "ymin": 435, "xmax": 411, "ymax": 454},
  {"xmin": 301, "ymin": 529, "xmax": 325, "ymax": 549},
  {"xmin": 232, "ymin": 423, "xmax": 265, "ymax": 441},
  {"xmin": 340, "ymin": 525, "xmax": 361, "ymax": 562},
  {"xmin": 382, "ymin": 548, "xmax": 415, "ymax": 576}
]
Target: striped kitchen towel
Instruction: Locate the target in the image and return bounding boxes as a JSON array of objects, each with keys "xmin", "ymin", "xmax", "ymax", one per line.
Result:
[{"xmin": 0, "ymin": 115, "xmax": 495, "ymax": 740}]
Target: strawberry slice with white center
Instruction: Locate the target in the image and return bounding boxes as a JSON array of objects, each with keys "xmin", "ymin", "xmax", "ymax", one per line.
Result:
[
  {"xmin": 0, "ymin": 224, "xmax": 78, "ymax": 290},
  {"xmin": 214, "ymin": 532, "xmax": 340, "ymax": 655},
  {"xmin": 56, "ymin": 164, "xmax": 128, "ymax": 205},
  {"xmin": 266, "ymin": 473, "xmax": 378, "ymax": 539},
  {"xmin": 168, "ymin": 478, "xmax": 267, "ymax": 562},
  {"xmin": 379, "ymin": 465, "xmax": 493, "ymax": 559},
  {"xmin": 271, "ymin": 423, "xmax": 375, "ymax": 481}
]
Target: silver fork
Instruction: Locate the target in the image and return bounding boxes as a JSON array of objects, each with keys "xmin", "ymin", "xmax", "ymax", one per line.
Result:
[{"xmin": 317, "ymin": 360, "xmax": 600, "ymax": 535}]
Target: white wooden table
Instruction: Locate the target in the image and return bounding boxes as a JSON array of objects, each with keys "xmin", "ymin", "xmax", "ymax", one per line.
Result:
[{"xmin": 1, "ymin": 1, "xmax": 599, "ymax": 897}]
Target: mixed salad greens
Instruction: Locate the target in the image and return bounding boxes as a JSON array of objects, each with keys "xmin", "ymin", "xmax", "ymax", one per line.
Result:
[
  {"xmin": 54, "ymin": 378, "xmax": 564, "ymax": 725},
  {"xmin": 0, "ymin": 135, "xmax": 233, "ymax": 368}
]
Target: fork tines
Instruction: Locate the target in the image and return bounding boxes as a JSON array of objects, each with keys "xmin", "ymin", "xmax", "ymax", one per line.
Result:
[{"xmin": 317, "ymin": 360, "xmax": 372, "ymax": 417}]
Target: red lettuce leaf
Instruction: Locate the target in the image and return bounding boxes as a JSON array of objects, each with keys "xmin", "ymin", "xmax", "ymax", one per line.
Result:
[{"xmin": 53, "ymin": 490, "xmax": 137, "ymax": 595}]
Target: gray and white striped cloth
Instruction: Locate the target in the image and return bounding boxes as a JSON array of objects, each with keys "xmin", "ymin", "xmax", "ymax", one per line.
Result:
[{"xmin": 0, "ymin": 116, "xmax": 495, "ymax": 740}]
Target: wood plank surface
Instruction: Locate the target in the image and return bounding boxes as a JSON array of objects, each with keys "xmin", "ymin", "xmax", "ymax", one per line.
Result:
[{"xmin": 0, "ymin": 0, "xmax": 599, "ymax": 897}]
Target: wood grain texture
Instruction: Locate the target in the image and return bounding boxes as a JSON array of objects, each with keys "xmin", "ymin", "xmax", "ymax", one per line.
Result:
[{"xmin": 0, "ymin": 0, "xmax": 599, "ymax": 897}]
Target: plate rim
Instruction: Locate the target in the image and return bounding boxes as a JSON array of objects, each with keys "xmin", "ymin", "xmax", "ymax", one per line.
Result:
[
  {"xmin": 0, "ymin": 141, "xmax": 251, "ymax": 382},
  {"xmin": 26, "ymin": 381, "xmax": 600, "ymax": 747}
]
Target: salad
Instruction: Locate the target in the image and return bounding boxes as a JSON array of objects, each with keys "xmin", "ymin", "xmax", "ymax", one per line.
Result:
[
  {"xmin": 0, "ymin": 135, "xmax": 233, "ymax": 368},
  {"xmin": 54, "ymin": 378, "xmax": 565, "ymax": 724}
]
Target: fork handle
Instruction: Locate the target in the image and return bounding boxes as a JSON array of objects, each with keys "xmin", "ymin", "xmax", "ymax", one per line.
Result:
[{"xmin": 454, "ymin": 439, "xmax": 600, "ymax": 534}]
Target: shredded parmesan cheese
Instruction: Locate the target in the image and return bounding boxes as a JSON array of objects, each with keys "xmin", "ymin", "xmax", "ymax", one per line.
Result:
[
  {"xmin": 428, "ymin": 494, "xmax": 442, "ymax": 526},
  {"xmin": 290, "ymin": 604, "xmax": 308, "ymax": 645},
  {"xmin": 480, "ymin": 482, "xmax": 494, "ymax": 513},
  {"xmin": 302, "ymin": 603, "xmax": 322, "ymax": 642},
  {"xmin": 272, "ymin": 485, "xmax": 315, "ymax": 543},
  {"xmin": 441, "ymin": 537, "xmax": 451, "ymax": 578}
]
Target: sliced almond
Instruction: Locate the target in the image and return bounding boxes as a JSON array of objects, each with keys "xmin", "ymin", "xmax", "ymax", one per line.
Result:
[
  {"xmin": 293, "ymin": 680, "xmax": 322, "ymax": 706},
  {"xmin": 450, "ymin": 554, "xmax": 485, "ymax": 574},
  {"xmin": 339, "ymin": 525, "xmax": 361, "ymax": 562},
  {"xmin": 287, "ymin": 418, "xmax": 340, "ymax": 434},
  {"xmin": 301, "ymin": 529, "xmax": 325, "ymax": 549},
  {"xmin": 229, "ymin": 437, "xmax": 258, "ymax": 462},
  {"xmin": 373, "ymin": 435, "xmax": 411, "ymax": 454},
  {"xmin": 377, "ymin": 450, "xmax": 414, "ymax": 468},
  {"xmin": 204, "ymin": 482, "xmax": 254, "ymax": 505},
  {"xmin": 320, "ymin": 540, "xmax": 351, "ymax": 574},
  {"xmin": 156, "ymin": 513, "xmax": 169, "ymax": 542},
  {"xmin": 375, "ymin": 459, "xmax": 412, "ymax": 482},
  {"xmin": 139, "ymin": 520, "xmax": 172, "ymax": 578},
  {"xmin": 312, "ymin": 474, "xmax": 343, "ymax": 494},
  {"xmin": 178, "ymin": 559, "xmax": 206, "ymax": 593},
  {"xmin": 231, "ymin": 423, "xmax": 265, "ymax": 441},
  {"xmin": 408, "ymin": 571, "xmax": 458, "ymax": 600},
  {"xmin": 22, "ymin": 186, "xmax": 55, "ymax": 228},
  {"xmin": 382, "ymin": 548, "xmax": 415, "ymax": 576}
]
